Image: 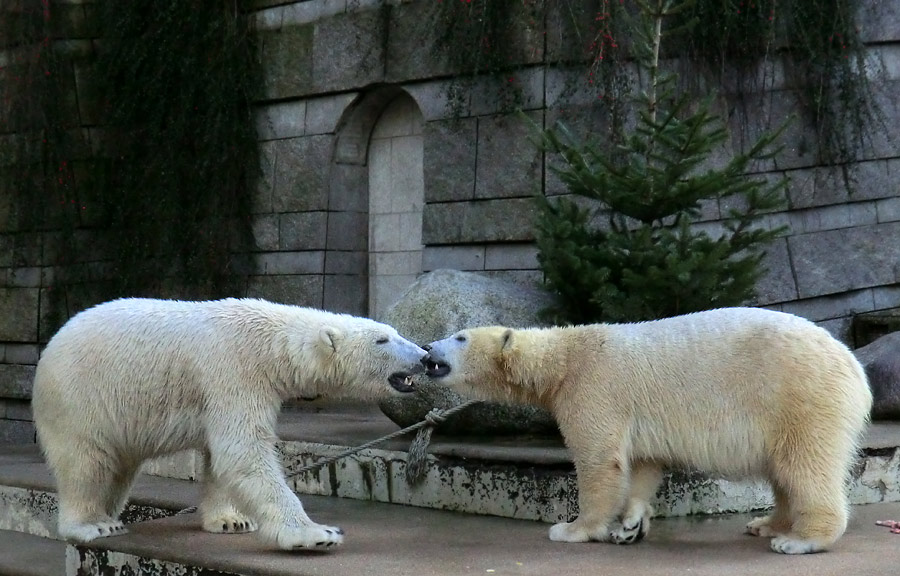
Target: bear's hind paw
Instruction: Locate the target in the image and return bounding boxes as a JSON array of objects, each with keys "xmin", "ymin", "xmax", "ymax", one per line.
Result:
[
  {"xmin": 746, "ymin": 515, "xmax": 789, "ymax": 538},
  {"xmin": 770, "ymin": 535, "xmax": 825, "ymax": 555},
  {"xmin": 549, "ymin": 521, "xmax": 598, "ymax": 543},
  {"xmin": 608, "ymin": 517, "xmax": 646, "ymax": 545},
  {"xmin": 609, "ymin": 500, "xmax": 651, "ymax": 545}
]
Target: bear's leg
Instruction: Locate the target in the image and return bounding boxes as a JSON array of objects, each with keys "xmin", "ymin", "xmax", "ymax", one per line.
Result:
[
  {"xmin": 51, "ymin": 448, "xmax": 128, "ymax": 543},
  {"xmin": 608, "ymin": 461, "xmax": 662, "ymax": 545},
  {"xmin": 769, "ymin": 476, "xmax": 848, "ymax": 554},
  {"xmin": 550, "ymin": 453, "xmax": 628, "ymax": 543},
  {"xmin": 767, "ymin": 441, "xmax": 851, "ymax": 554},
  {"xmin": 199, "ymin": 450, "xmax": 258, "ymax": 534},
  {"xmin": 745, "ymin": 484, "xmax": 792, "ymax": 538},
  {"xmin": 207, "ymin": 433, "xmax": 343, "ymax": 550},
  {"xmin": 102, "ymin": 462, "xmax": 140, "ymax": 519}
]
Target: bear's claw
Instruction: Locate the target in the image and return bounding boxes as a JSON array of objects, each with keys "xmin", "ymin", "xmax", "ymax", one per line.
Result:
[
  {"xmin": 98, "ymin": 522, "xmax": 127, "ymax": 537},
  {"xmin": 203, "ymin": 512, "xmax": 258, "ymax": 535},
  {"xmin": 277, "ymin": 523, "xmax": 345, "ymax": 550},
  {"xmin": 59, "ymin": 519, "xmax": 128, "ymax": 543}
]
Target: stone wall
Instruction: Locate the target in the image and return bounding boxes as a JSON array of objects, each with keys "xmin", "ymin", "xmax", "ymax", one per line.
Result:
[
  {"xmin": 0, "ymin": 0, "xmax": 898, "ymax": 443},
  {"xmin": 245, "ymin": 0, "xmax": 900, "ymax": 335}
]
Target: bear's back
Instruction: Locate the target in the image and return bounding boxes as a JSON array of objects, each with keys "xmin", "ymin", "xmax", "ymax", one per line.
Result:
[{"xmin": 591, "ymin": 306, "xmax": 867, "ymax": 429}]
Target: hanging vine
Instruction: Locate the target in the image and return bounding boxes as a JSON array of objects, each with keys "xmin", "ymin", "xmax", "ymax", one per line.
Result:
[
  {"xmin": 92, "ymin": 0, "xmax": 260, "ymax": 296},
  {"xmin": 677, "ymin": 0, "xmax": 880, "ymax": 178},
  {"xmin": 429, "ymin": 0, "xmax": 545, "ymax": 116},
  {"xmin": 0, "ymin": 0, "xmax": 261, "ymax": 334},
  {"xmin": 431, "ymin": 0, "xmax": 882, "ymax": 177}
]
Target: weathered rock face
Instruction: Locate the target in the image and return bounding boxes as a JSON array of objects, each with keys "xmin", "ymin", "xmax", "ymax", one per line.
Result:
[
  {"xmin": 854, "ymin": 331, "xmax": 900, "ymax": 420},
  {"xmin": 379, "ymin": 269, "xmax": 560, "ymax": 436}
]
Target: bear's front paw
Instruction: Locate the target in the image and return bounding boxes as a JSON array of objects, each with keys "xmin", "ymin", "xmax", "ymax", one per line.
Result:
[
  {"xmin": 608, "ymin": 517, "xmax": 646, "ymax": 545},
  {"xmin": 549, "ymin": 521, "xmax": 595, "ymax": 543},
  {"xmin": 202, "ymin": 512, "xmax": 258, "ymax": 534},
  {"xmin": 59, "ymin": 519, "xmax": 127, "ymax": 543},
  {"xmin": 275, "ymin": 523, "xmax": 344, "ymax": 550}
]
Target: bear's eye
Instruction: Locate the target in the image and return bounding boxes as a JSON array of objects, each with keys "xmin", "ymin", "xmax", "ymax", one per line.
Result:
[
  {"xmin": 455, "ymin": 335, "xmax": 467, "ymax": 343},
  {"xmin": 376, "ymin": 336, "xmax": 389, "ymax": 345}
]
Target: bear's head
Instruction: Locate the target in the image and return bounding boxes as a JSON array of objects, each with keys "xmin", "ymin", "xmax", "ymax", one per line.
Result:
[
  {"xmin": 423, "ymin": 326, "xmax": 562, "ymax": 406},
  {"xmin": 297, "ymin": 318, "xmax": 428, "ymax": 399}
]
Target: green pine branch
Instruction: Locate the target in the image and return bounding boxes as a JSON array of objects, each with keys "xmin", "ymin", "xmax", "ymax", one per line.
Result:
[{"xmin": 534, "ymin": 0, "xmax": 790, "ymax": 324}]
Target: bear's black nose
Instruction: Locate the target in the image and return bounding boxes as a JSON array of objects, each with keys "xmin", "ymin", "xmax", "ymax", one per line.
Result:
[{"xmin": 422, "ymin": 344, "xmax": 432, "ymax": 352}]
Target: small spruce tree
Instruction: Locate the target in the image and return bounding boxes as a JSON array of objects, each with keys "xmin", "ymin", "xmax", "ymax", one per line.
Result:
[{"xmin": 535, "ymin": 0, "xmax": 790, "ymax": 325}]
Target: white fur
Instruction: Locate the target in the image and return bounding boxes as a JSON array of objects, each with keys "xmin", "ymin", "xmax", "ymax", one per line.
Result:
[
  {"xmin": 33, "ymin": 298, "xmax": 427, "ymax": 549},
  {"xmin": 425, "ymin": 307, "xmax": 873, "ymax": 554}
]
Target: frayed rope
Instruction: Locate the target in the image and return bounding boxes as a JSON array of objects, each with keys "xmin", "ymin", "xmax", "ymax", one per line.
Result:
[{"xmin": 285, "ymin": 399, "xmax": 481, "ymax": 485}]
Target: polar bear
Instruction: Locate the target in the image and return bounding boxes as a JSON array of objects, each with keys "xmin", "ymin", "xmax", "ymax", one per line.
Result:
[
  {"xmin": 32, "ymin": 298, "xmax": 428, "ymax": 550},
  {"xmin": 422, "ymin": 307, "xmax": 872, "ymax": 554}
]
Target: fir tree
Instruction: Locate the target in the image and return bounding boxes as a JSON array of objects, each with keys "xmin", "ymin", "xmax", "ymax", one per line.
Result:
[{"xmin": 535, "ymin": 0, "xmax": 789, "ymax": 325}]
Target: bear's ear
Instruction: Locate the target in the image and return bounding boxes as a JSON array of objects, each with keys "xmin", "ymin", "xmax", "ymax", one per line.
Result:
[
  {"xmin": 319, "ymin": 326, "xmax": 340, "ymax": 352},
  {"xmin": 500, "ymin": 328, "xmax": 515, "ymax": 352}
]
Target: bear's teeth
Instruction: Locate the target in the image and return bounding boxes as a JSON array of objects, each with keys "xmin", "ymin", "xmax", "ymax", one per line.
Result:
[{"xmin": 404, "ymin": 375, "xmax": 412, "ymax": 387}]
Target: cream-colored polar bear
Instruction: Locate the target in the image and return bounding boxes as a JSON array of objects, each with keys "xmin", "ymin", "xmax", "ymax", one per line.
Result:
[
  {"xmin": 32, "ymin": 298, "xmax": 427, "ymax": 550},
  {"xmin": 422, "ymin": 307, "xmax": 872, "ymax": 554}
]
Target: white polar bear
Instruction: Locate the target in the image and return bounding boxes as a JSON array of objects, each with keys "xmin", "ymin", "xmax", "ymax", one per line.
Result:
[
  {"xmin": 422, "ymin": 307, "xmax": 873, "ymax": 554},
  {"xmin": 32, "ymin": 298, "xmax": 427, "ymax": 550}
]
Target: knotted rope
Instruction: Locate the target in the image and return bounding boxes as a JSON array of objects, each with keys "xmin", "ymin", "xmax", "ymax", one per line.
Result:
[
  {"xmin": 173, "ymin": 399, "xmax": 480, "ymax": 517},
  {"xmin": 284, "ymin": 399, "xmax": 481, "ymax": 485}
]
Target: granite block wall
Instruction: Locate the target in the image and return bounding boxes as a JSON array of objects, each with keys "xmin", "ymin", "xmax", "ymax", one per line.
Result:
[
  {"xmin": 0, "ymin": 0, "xmax": 898, "ymax": 442},
  {"xmin": 223, "ymin": 0, "xmax": 900, "ymax": 334}
]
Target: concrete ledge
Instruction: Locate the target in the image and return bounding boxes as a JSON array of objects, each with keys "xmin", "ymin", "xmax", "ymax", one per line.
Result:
[
  {"xmin": 0, "ymin": 485, "xmax": 56, "ymax": 538},
  {"xmin": 279, "ymin": 441, "xmax": 900, "ymax": 523},
  {"xmin": 0, "ymin": 529, "xmax": 65, "ymax": 576},
  {"xmin": 0, "ymin": 462, "xmax": 198, "ymax": 540},
  {"xmin": 1, "ymin": 442, "xmax": 899, "ymax": 576},
  {"xmin": 142, "ymin": 450, "xmax": 201, "ymax": 481},
  {"xmin": 0, "ymin": 482, "xmax": 187, "ymax": 541},
  {"xmin": 141, "ymin": 409, "xmax": 900, "ymax": 523},
  {"xmin": 9, "ymin": 410, "xmax": 900, "ymax": 535},
  {"xmin": 66, "ymin": 499, "xmax": 900, "ymax": 576}
]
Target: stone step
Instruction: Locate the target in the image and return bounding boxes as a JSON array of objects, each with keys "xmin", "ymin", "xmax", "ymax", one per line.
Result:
[
  {"xmin": 1, "ymin": 445, "xmax": 899, "ymax": 575},
  {"xmin": 144, "ymin": 407, "xmax": 900, "ymax": 523},
  {"xmin": 0, "ymin": 448, "xmax": 197, "ymax": 540},
  {"xmin": 0, "ymin": 529, "xmax": 66, "ymax": 576},
  {"xmin": 60, "ymin": 498, "xmax": 900, "ymax": 576}
]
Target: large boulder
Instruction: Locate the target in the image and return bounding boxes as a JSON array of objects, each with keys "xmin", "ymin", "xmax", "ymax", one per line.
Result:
[
  {"xmin": 379, "ymin": 269, "xmax": 560, "ymax": 435},
  {"xmin": 854, "ymin": 331, "xmax": 900, "ymax": 420}
]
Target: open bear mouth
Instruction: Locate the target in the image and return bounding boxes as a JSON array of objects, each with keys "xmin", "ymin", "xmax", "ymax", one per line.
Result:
[
  {"xmin": 388, "ymin": 371, "xmax": 418, "ymax": 393},
  {"xmin": 424, "ymin": 359, "xmax": 451, "ymax": 378}
]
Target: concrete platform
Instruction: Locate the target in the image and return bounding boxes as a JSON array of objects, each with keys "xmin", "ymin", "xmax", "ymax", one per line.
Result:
[
  {"xmin": 0, "ymin": 529, "xmax": 65, "ymax": 576},
  {"xmin": 2, "ymin": 428, "xmax": 900, "ymax": 575},
  {"xmin": 72, "ymin": 496, "xmax": 900, "ymax": 576}
]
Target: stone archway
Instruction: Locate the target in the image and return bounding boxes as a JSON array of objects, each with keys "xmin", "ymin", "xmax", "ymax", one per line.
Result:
[
  {"xmin": 366, "ymin": 94, "xmax": 424, "ymax": 320},
  {"xmin": 324, "ymin": 86, "xmax": 424, "ymax": 319}
]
